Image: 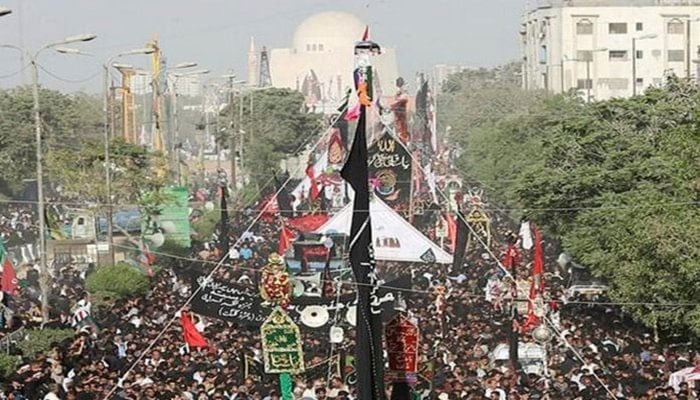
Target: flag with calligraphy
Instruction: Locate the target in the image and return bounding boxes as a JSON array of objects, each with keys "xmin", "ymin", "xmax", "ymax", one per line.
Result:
[{"xmin": 340, "ymin": 104, "xmax": 386, "ymax": 400}]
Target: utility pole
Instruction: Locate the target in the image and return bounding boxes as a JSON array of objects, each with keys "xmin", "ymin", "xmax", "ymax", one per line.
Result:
[
  {"xmin": 229, "ymin": 76, "xmax": 237, "ymax": 191},
  {"xmin": 238, "ymin": 89, "xmax": 244, "ymax": 172},
  {"xmin": 31, "ymin": 59, "xmax": 50, "ymax": 323}
]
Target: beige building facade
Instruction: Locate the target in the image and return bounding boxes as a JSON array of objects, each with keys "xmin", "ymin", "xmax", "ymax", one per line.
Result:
[{"xmin": 521, "ymin": 0, "xmax": 700, "ymax": 100}]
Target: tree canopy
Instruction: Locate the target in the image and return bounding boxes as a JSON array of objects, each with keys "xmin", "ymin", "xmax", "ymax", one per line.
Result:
[
  {"xmin": 445, "ymin": 74, "xmax": 700, "ymax": 336},
  {"xmin": 0, "ymin": 86, "xmax": 101, "ymax": 196},
  {"xmin": 219, "ymin": 88, "xmax": 323, "ymax": 190}
]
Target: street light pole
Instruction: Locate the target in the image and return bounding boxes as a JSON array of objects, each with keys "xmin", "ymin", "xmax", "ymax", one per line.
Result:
[
  {"xmin": 632, "ymin": 38, "xmax": 638, "ymax": 97},
  {"xmin": 586, "ymin": 59, "xmax": 591, "ymax": 103},
  {"xmin": 170, "ymin": 68, "xmax": 209, "ymax": 187},
  {"xmin": 99, "ymin": 48, "xmax": 154, "ymax": 266},
  {"xmin": 632, "ymin": 34, "xmax": 657, "ymax": 97},
  {"xmin": 2, "ymin": 33, "xmax": 96, "ymax": 323},
  {"xmin": 29, "ymin": 57, "xmax": 49, "ymax": 323}
]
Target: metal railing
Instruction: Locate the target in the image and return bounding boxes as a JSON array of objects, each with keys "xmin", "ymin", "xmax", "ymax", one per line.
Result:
[{"xmin": 0, "ymin": 325, "xmax": 26, "ymax": 354}]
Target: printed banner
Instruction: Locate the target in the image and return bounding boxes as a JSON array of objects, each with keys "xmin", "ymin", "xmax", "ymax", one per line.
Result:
[
  {"xmin": 190, "ymin": 273, "xmax": 410, "ymax": 328},
  {"xmin": 261, "ymin": 308, "xmax": 305, "ymax": 374},
  {"xmin": 385, "ymin": 314, "xmax": 419, "ymax": 375},
  {"xmin": 190, "ymin": 275, "xmax": 267, "ymax": 327},
  {"xmin": 368, "ymin": 130, "xmax": 412, "ymax": 213}
]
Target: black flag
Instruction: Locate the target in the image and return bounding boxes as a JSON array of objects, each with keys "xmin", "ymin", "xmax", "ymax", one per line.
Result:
[
  {"xmin": 451, "ymin": 209, "xmax": 468, "ymax": 272},
  {"xmin": 219, "ymin": 186, "xmax": 229, "ymax": 258},
  {"xmin": 274, "ymin": 171, "xmax": 294, "ymax": 218},
  {"xmin": 340, "ymin": 105, "xmax": 386, "ymax": 400}
]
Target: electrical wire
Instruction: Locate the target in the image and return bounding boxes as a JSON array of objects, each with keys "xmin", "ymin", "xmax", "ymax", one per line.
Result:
[
  {"xmin": 37, "ymin": 63, "xmax": 101, "ymax": 84},
  {"xmin": 543, "ymin": 315, "xmax": 618, "ymax": 399},
  {"xmin": 108, "ymin": 242, "xmax": 700, "ymax": 309},
  {"xmin": 0, "ymin": 63, "xmax": 30, "ymax": 79},
  {"xmin": 2, "ymin": 197, "xmax": 697, "ymax": 213},
  {"xmin": 102, "ymin": 103, "xmax": 349, "ymax": 400}
]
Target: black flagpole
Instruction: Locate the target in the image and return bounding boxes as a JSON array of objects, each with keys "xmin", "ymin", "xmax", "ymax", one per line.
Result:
[{"xmin": 341, "ymin": 105, "xmax": 386, "ymax": 400}]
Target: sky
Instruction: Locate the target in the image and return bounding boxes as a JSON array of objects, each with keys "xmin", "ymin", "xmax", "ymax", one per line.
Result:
[{"xmin": 0, "ymin": 0, "xmax": 529, "ymax": 93}]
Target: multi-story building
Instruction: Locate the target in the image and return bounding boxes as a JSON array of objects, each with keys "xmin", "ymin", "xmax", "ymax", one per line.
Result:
[
  {"xmin": 432, "ymin": 64, "xmax": 473, "ymax": 89},
  {"xmin": 521, "ymin": 0, "xmax": 700, "ymax": 100}
]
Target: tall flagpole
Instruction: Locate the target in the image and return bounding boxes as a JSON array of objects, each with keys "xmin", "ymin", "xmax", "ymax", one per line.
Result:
[{"xmin": 341, "ymin": 28, "xmax": 386, "ymax": 400}]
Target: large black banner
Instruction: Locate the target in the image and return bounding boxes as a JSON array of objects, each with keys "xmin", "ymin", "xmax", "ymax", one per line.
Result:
[
  {"xmin": 190, "ymin": 275, "xmax": 267, "ymax": 327},
  {"xmin": 368, "ymin": 130, "xmax": 412, "ymax": 213},
  {"xmin": 190, "ymin": 273, "xmax": 411, "ymax": 329}
]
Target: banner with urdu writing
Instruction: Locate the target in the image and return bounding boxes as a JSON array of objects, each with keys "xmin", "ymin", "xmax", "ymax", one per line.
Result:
[{"xmin": 367, "ymin": 130, "xmax": 413, "ymax": 213}]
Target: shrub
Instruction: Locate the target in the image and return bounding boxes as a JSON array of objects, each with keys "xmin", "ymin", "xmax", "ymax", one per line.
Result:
[
  {"xmin": 192, "ymin": 210, "xmax": 219, "ymax": 241},
  {"xmin": 85, "ymin": 262, "xmax": 151, "ymax": 298},
  {"xmin": 16, "ymin": 328, "xmax": 74, "ymax": 357},
  {"xmin": 0, "ymin": 353, "xmax": 21, "ymax": 380}
]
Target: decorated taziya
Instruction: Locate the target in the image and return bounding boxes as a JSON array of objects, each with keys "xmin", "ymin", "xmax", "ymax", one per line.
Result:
[
  {"xmin": 353, "ymin": 28, "xmax": 381, "ymax": 107},
  {"xmin": 260, "ymin": 253, "xmax": 292, "ymax": 308}
]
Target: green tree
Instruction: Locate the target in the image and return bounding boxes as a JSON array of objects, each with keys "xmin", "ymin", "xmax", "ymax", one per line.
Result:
[
  {"xmin": 219, "ymin": 88, "xmax": 323, "ymax": 190},
  {"xmin": 0, "ymin": 87, "xmax": 101, "ymax": 196},
  {"xmin": 85, "ymin": 262, "xmax": 151, "ymax": 298},
  {"xmin": 0, "ymin": 353, "xmax": 21, "ymax": 381},
  {"xmin": 16, "ymin": 328, "xmax": 74, "ymax": 357},
  {"xmin": 448, "ymin": 76, "xmax": 700, "ymax": 336}
]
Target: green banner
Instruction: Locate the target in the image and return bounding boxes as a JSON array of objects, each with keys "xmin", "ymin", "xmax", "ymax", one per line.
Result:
[{"xmin": 159, "ymin": 186, "xmax": 191, "ymax": 247}]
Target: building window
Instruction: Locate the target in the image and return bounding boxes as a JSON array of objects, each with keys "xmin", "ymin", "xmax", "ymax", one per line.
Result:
[
  {"xmin": 636, "ymin": 22, "xmax": 643, "ymax": 31},
  {"xmin": 539, "ymin": 45, "xmax": 548, "ymax": 64},
  {"xmin": 609, "ymin": 50, "xmax": 629, "ymax": 61},
  {"xmin": 577, "ymin": 50, "xmax": 593, "ymax": 61},
  {"xmin": 312, "ymin": 44, "xmax": 317, "ymax": 51},
  {"xmin": 577, "ymin": 79, "xmax": 593, "ymax": 89},
  {"xmin": 318, "ymin": 44, "xmax": 324, "ymax": 51},
  {"xmin": 577, "ymin": 20, "xmax": 593, "ymax": 35},
  {"xmin": 636, "ymin": 50, "xmax": 644, "ymax": 59},
  {"xmin": 667, "ymin": 20, "xmax": 684, "ymax": 34},
  {"xmin": 668, "ymin": 49, "xmax": 685, "ymax": 62},
  {"xmin": 306, "ymin": 44, "xmax": 311, "ymax": 51},
  {"xmin": 636, "ymin": 78, "xmax": 644, "ymax": 86},
  {"xmin": 609, "ymin": 23, "xmax": 627, "ymax": 34},
  {"xmin": 599, "ymin": 78, "xmax": 629, "ymax": 90}
]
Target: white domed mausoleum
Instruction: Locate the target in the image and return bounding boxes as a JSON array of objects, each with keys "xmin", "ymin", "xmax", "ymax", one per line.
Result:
[{"xmin": 249, "ymin": 11, "xmax": 400, "ymax": 112}]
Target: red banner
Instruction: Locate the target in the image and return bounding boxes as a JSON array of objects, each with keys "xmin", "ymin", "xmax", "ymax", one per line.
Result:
[
  {"xmin": 385, "ymin": 314, "xmax": 419, "ymax": 375},
  {"xmin": 286, "ymin": 214, "xmax": 329, "ymax": 232}
]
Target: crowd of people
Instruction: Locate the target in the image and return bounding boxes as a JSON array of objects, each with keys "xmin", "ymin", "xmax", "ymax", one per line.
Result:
[{"xmin": 0, "ymin": 173, "xmax": 698, "ymax": 400}]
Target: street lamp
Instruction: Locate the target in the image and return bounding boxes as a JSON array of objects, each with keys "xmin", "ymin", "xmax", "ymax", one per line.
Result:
[
  {"xmin": 0, "ymin": 6, "xmax": 12, "ymax": 17},
  {"xmin": 0, "ymin": 33, "xmax": 96, "ymax": 323},
  {"xmin": 169, "ymin": 68, "xmax": 210, "ymax": 186},
  {"xmin": 632, "ymin": 34, "xmax": 657, "ymax": 96},
  {"xmin": 98, "ymin": 48, "xmax": 154, "ymax": 266},
  {"xmin": 565, "ymin": 48, "xmax": 607, "ymax": 102}
]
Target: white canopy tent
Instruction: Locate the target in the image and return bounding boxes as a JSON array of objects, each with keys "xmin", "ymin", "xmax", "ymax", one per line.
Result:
[{"xmin": 314, "ymin": 196, "xmax": 453, "ymax": 264}]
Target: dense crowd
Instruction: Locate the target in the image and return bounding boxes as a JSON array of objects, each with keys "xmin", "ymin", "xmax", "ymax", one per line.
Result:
[{"xmin": 0, "ymin": 177, "xmax": 698, "ymax": 400}]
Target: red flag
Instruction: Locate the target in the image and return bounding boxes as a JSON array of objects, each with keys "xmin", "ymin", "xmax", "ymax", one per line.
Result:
[
  {"xmin": 532, "ymin": 225, "xmax": 544, "ymax": 292},
  {"xmin": 306, "ymin": 164, "xmax": 320, "ymax": 200},
  {"xmin": 503, "ymin": 244, "xmax": 520, "ymax": 269},
  {"xmin": 361, "ymin": 26, "xmax": 369, "ymax": 41},
  {"xmin": 445, "ymin": 213, "xmax": 457, "ymax": 251},
  {"xmin": 278, "ymin": 226, "xmax": 294, "ymax": 255},
  {"xmin": 1, "ymin": 257, "xmax": 18, "ymax": 295},
  {"xmin": 180, "ymin": 312, "xmax": 208, "ymax": 348}
]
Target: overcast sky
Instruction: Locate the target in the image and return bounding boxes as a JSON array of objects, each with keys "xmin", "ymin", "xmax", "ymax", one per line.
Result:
[{"xmin": 0, "ymin": 0, "xmax": 528, "ymax": 93}]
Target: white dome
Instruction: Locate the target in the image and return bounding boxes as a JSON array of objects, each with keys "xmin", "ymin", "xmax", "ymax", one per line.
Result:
[{"xmin": 293, "ymin": 11, "xmax": 365, "ymax": 54}]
